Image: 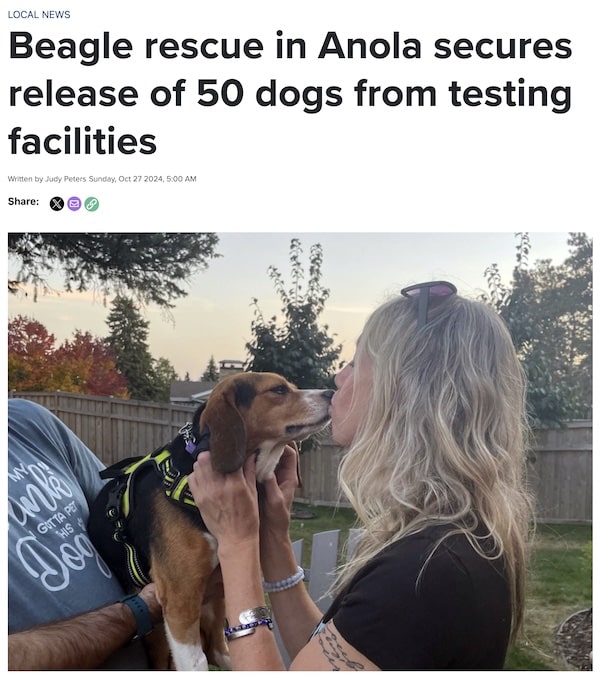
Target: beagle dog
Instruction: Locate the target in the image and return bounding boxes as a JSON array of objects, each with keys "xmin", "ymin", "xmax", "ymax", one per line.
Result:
[{"xmin": 88, "ymin": 372, "xmax": 333, "ymax": 670}]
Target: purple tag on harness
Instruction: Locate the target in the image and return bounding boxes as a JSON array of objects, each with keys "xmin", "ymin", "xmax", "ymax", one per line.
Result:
[{"xmin": 185, "ymin": 441, "xmax": 197, "ymax": 454}]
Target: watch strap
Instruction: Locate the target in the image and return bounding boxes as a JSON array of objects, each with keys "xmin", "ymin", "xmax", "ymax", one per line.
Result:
[{"xmin": 120, "ymin": 594, "xmax": 153, "ymax": 638}]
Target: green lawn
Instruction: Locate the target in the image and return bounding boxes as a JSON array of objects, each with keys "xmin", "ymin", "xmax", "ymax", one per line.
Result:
[
  {"xmin": 289, "ymin": 505, "xmax": 592, "ymax": 670},
  {"xmin": 289, "ymin": 503, "xmax": 357, "ymax": 564},
  {"xmin": 505, "ymin": 523, "xmax": 592, "ymax": 670}
]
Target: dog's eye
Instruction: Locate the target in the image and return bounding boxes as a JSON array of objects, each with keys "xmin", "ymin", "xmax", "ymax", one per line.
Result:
[{"xmin": 270, "ymin": 385, "xmax": 289, "ymax": 395}]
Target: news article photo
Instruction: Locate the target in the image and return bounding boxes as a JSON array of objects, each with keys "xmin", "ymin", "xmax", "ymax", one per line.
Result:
[{"xmin": 5, "ymin": 0, "xmax": 594, "ymax": 672}]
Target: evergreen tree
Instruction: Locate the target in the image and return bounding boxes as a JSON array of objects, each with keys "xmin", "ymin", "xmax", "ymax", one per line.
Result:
[
  {"xmin": 202, "ymin": 356, "xmax": 220, "ymax": 382},
  {"xmin": 152, "ymin": 357, "xmax": 179, "ymax": 403},
  {"xmin": 8, "ymin": 233, "xmax": 220, "ymax": 309},
  {"xmin": 106, "ymin": 296, "xmax": 159, "ymax": 400}
]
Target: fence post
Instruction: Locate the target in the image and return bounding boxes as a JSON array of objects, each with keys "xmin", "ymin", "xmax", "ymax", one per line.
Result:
[
  {"xmin": 274, "ymin": 531, "xmax": 340, "ymax": 666},
  {"xmin": 307, "ymin": 530, "xmax": 340, "ymax": 613},
  {"xmin": 346, "ymin": 528, "xmax": 363, "ymax": 559}
]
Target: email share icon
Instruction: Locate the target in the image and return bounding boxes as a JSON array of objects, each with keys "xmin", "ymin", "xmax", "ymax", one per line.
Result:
[{"xmin": 67, "ymin": 197, "xmax": 82, "ymax": 211}]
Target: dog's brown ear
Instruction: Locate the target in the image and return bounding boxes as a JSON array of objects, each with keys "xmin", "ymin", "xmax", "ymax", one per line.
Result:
[{"xmin": 203, "ymin": 391, "xmax": 247, "ymax": 473}]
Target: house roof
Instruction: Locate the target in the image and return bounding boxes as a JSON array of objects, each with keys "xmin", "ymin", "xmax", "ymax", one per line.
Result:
[{"xmin": 170, "ymin": 380, "xmax": 215, "ymax": 401}]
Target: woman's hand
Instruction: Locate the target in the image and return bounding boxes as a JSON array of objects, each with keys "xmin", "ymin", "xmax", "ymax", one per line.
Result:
[
  {"xmin": 258, "ymin": 444, "xmax": 299, "ymax": 543},
  {"xmin": 187, "ymin": 452, "xmax": 259, "ymax": 551}
]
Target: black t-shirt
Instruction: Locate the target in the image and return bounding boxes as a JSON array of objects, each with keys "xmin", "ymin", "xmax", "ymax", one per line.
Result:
[{"xmin": 318, "ymin": 525, "xmax": 511, "ymax": 670}]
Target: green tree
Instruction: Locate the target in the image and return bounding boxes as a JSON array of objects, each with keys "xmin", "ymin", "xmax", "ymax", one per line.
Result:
[
  {"xmin": 484, "ymin": 233, "xmax": 592, "ymax": 426},
  {"xmin": 8, "ymin": 233, "xmax": 220, "ymax": 309},
  {"xmin": 246, "ymin": 239, "xmax": 342, "ymax": 388},
  {"xmin": 152, "ymin": 357, "xmax": 179, "ymax": 403},
  {"xmin": 202, "ymin": 356, "xmax": 220, "ymax": 382},
  {"xmin": 106, "ymin": 296, "xmax": 158, "ymax": 400}
]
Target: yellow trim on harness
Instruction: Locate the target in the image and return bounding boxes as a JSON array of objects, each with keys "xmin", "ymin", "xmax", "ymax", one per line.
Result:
[
  {"xmin": 124, "ymin": 541, "xmax": 150, "ymax": 588},
  {"xmin": 120, "ymin": 447, "xmax": 197, "ymax": 518},
  {"xmin": 168, "ymin": 477, "xmax": 193, "ymax": 504},
  {"xmin": 120, "ymin": 449, "xmax": 169, "ymax": 518},
  {"xmin": 107, "ymin": 446, "xmax": 198, "ymax": 588}
]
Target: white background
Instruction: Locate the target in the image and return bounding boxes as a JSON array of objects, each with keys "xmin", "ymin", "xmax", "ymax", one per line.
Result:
[{"xmin": 2, "ymin": 0, "xmax": 596, "ymax": 229}]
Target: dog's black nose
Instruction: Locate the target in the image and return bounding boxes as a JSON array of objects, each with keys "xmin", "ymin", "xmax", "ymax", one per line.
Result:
[{"xmin": 321, "ymin": 389, "xmax": 335, "ymax": 401}]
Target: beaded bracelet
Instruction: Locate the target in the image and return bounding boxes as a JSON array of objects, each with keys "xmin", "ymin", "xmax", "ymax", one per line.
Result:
[
  {"xmin": 262, "ymin": 565, "xmax": 305, "ymax": 593},
  {"xmin": 225, "ymin": 606, "xmax": 273, "ymax": 641},
  {"xmin": 225, "ymin": 617, "xmax": 274, "ymax": 641}
]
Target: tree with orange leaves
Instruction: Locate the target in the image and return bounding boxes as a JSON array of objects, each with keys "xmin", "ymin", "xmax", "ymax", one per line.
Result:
[
  {"xmin": 8, "ymin": 316, "xmax": 128, "ymax": 397},
  {"xmin": 54, "ymin": 331, "xmax": 129, "ymax": 397},
  {"xmin": 8, "ymin": 315, "xmax": 57, "ymax": 391}
]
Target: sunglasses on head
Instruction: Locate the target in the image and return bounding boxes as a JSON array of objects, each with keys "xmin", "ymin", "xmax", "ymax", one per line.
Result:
[{"xmin": 400, "ymin": 280, "xmax": 458, "ymax": 330}]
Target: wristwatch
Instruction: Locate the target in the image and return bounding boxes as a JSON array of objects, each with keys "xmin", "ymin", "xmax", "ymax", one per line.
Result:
[{"xmin": 120, "ymin": 594, "xmax": 153, "ymax": 639}]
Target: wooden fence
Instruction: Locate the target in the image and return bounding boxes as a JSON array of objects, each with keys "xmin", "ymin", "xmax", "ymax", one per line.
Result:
[
  {"xmin": 8, "ymin": 391, "xmax": 195, "ymax": 467},
  {"xmin": 297, "ymin": 423, "xmax": 593, "ymax": 524},
  {"xmin": 8, "ymin": 392, "xmax": 592, "ymax": 523},
  {"xmin": 528, "ymin": 421, "xmax": 593, "ymax": 523},
  {"xmin": 275, "ymin": 528, "xmax": 361, "ymax": 666}
]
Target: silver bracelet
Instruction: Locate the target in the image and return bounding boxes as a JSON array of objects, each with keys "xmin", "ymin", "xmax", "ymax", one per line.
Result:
[
  {"xmin": 262, "ymin": 565, "xmax": 305, "ymax": 593},
  {"xmin": 224, "ymin": 606, "xmax": 273, "ymax": 641}
]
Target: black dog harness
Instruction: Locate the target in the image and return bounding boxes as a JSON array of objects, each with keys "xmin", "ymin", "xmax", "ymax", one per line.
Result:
[{"xmin": 100, "ymin": 423, "xmax": 210, "ymax": 587}]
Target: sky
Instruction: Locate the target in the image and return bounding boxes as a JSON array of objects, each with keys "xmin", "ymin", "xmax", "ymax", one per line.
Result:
[{"xmin": 7, "ymin": 231, "xmax": 577, "ymax": 380}]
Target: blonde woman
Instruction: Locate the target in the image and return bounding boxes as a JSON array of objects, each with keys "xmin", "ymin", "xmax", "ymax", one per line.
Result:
[{"xmin": 189, "ymin": 281, "xmax": 533, "ymax": 670}]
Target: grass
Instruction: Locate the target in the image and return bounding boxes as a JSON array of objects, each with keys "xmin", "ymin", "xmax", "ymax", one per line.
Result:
[
  {"xmin": 505, "ymin": 523, "xmax": 592, "ymax": 670},
  {"xmin": 289, "ymin": 504, "xmax": 592, "ymax": 671},
  {"xmin": 289, "ymin": 503, "xmax": 357, "ymax": 565}
]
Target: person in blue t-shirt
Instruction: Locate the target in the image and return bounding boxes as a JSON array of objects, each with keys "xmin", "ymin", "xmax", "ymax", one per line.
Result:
[{"xmin": 8, "ymin": 398, "xmax": 162, "ymax": 670}]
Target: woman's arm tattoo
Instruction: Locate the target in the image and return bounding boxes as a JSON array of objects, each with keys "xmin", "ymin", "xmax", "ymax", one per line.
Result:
[{"xmin": 318, "ymin": 624, "xmax": 365, "ymax": 671}]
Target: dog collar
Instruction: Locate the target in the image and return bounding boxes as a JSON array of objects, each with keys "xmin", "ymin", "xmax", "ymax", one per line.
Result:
[{"xmin": 179, "ymin": 423, "xmax": 211, "ymax": 458}]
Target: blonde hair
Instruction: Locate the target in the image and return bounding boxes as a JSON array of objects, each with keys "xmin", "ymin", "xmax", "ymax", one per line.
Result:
[{"xmin": 335, "ymin": 292, "xmax": 534, "ymax": 642}]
